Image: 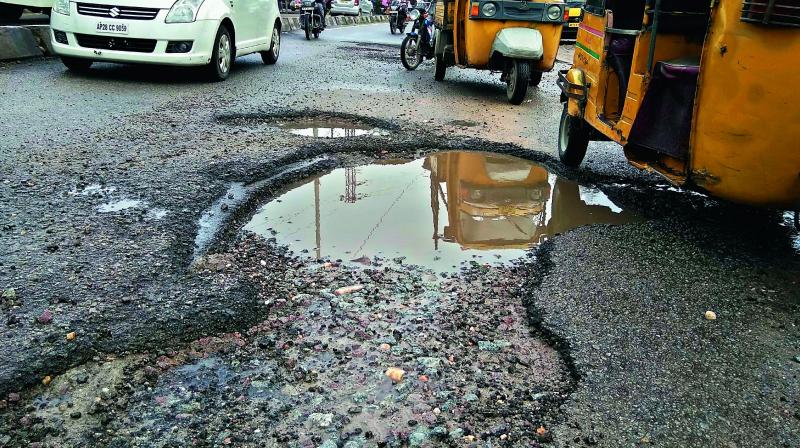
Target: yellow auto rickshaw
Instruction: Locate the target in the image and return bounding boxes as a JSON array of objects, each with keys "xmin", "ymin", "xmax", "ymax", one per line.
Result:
[
  {"xmin": 434, "ymin": 0, "xmax": 567, "ymax": 104},
  {"xmin": 556, "ymin": 0, "xmax": 800, "ymax": 212}
]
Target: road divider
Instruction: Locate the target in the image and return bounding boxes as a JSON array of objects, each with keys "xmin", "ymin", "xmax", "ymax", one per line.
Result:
[{"xmin": 0, "ymin": 14, "xmax": 389, "ymax": 62}]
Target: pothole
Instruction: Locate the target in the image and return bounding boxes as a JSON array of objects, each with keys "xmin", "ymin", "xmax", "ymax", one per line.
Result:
[
  {"xmin": 275, "ymin": 117, "xmax": 386, "ymax": 139},
  {"xmin": 243, "ymin": 151, "xmax": 640, "ymax": 271}
]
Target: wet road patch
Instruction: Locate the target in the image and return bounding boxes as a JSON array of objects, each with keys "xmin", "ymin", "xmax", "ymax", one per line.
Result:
[
  {"xmin": 276, "ymin": 117, "xmax": 386, "ymax": 138},
  {"xmin": 243, "ymin": 151, "xmax": 640, "ymax": 271}
]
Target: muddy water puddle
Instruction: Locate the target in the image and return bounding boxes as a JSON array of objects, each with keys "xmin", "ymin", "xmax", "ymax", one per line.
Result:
[
  {"xmin": 244, "ymin": 151, "xmax": 640, "ymax": 270},
  {"xmin": 276, "ymin": 118, "xmax": 385, "ymax": 138}
]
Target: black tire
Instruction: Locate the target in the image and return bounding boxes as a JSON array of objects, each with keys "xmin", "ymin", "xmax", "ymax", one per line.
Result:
[
  {"xmin": 390, "ymin": 21, "xmax": 396, "ymax": 34},
  {"xmin": 0, "ymin": 3, "xmax": 23, "ymax": 21},
  {"xmin": 558, "ymin": 103, "xmax": 590, "ymax": 167},
  {"xmin": 305, "ymin": 21, "xmax": 311, "ymax": 40},
  {"xmin": 529, "ymin": 70, "xmax": 543, "ymax": 87},
  {"xmin": 506, "ymin": 59, "xmax": 530, "ymax": 105},
  {"xmin": 313, "ymin": 29, "xmax": 320, "ymax": 38},
  {"xmin": 206, "ymin": 25, "xmax": 233, "ymax": 82},
  {"xmin": 60, "ymin": 56, "xmax": 93, "ymax": 72},
  {"xmin": 434, "ymin": 55, "xmax": 446, "ymax": 81},
  {"xmin": 260, "ymin": 23, "xmax": 280, "ymax": 65},
  {"xmin": 400, "ymin": 35, "xmax": 422, "ymax": 70}
]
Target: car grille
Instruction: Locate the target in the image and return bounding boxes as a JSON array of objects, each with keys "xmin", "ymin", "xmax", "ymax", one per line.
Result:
[
  {"xmin": 77, "ymin": 3, "xmax": 160, "ymax": 20},
  {"xmin": 75, "ymin": 34, "xmax": 157, "ymax": 52}
]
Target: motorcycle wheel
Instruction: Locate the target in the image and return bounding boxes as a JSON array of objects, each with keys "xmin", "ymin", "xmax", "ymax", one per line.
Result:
[
  {"xmin": 400, "ymin": 35, "xmax": 422, "ymax": 71},
  {"xmin": 390, "ymin": 22, "xmax": 396, "ymax": 34},
  {"xmin": 313, "ymin": 29, "xmax": 320, "ymax": 38},
  {"xmin": 305, "ymin": 21, "xmax": 311, "ymax": 40}
]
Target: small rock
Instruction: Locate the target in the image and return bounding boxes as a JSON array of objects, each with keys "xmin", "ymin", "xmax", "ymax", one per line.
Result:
[
  {"xmin": 418, "ymin": 375, "xmax": 429, "ymax": 382},
  {"xmin": 1, "ymin": 288, "xmax": 16, "ymax": 300},
  {"xmin": 334, "ymin": 285, "xmax": 364, "ymax": 296},
  {"xmin": 66, "ymin": 332, "xmax": 77, "ymax": 341},
  {"xmin": 378, "ymin": 343, "xmax": 391, "ymax": 352},
  {"xmin": 449, "ymin": 428, "xmax": 464, "ymax": 440},
  {"xmin": 385, "ymin": 367, "xmax": 405, "ymax": 383},
  {"xmin": 70, "ymin": 411, "xmax": 82, "ymax": 419},
  {"xmin": 7, "ymin": 393, "xmax": 20, "ymax": 402},
  {"xmin": 793, "ymin": 355, "xmax": 800, "ymax": 363},
  {"xmin": 42, "ymin": 376, "xmax": 52, "ymax": 386},
  {"xmin": 308, "ymin": 412, "xmax": 334, "ymax": 428},
  {"xmin": 37, "ymin": 309, "xmax": 53, "ymax": 324},
  {"xmin": 704, "ymin": 310, "xmax": 717, "ymax": 320},
  {"xmin": 477, "ymin": 340, "xmax": 512, "ymax": 352}
]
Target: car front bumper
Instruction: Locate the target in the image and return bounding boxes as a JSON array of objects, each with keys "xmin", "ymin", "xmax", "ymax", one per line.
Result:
[
  {"xmin": 330, "ymin": 4, "xmax": 358, "ymax": 15},
  {"xmin": 50, "ymin": 6, "xmax": 219, "ymax": 66}
]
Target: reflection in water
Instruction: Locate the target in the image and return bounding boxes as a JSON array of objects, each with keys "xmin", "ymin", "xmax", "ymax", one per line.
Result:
[
  {"xmin": 276, "ymin": 118, "xmax": 383, "ymax": 138},
  {"xmin": 243, "ymin": 151, "xmax": 640, "ymax": 271}
]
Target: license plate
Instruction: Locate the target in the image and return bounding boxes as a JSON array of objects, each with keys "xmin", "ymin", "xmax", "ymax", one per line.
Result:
[
  {"xmin": 302, "ymin": 7, "xmax": 313, "ymax": 10},
  {"xmin": 96, "ymin": 22, "xmax": 128, "ymax": 35},
  {"xmin": 568, "ymin": 22, "xmax": 579, "ymax": 27}
]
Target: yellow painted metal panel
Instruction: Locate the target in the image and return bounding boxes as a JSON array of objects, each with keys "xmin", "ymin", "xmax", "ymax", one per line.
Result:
[{"xmin": 691, "ymin": 0, "xmax": 800, "ymax": 207}]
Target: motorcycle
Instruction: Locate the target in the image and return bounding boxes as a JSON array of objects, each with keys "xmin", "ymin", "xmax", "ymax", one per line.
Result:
[
  {"xmin": 400, "ymin": 2, "xmax": 435, "ymax": 70},
  {"xmin": 299, "ymin": 0, "xmax": 325, "ymax": 40},
  {"xmin": 388, "ymin": 0, "xmax": 407, "ymax": 34}
]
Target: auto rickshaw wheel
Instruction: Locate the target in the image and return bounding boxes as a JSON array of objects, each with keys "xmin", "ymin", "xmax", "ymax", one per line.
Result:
[
  {"xmin": 558, "ymin": 103, "xmax": 589, "ymax": 167},
  {"xmin": 529, "ymin": 71, "xmax": 543, "ymax": 87},
  {"xmin": 506, "ymin": 60, "xmax": 530, "ymax": 105},
  {"xmin": 434, "ymin": 55, "xmax": 446, "ymax": 81}
]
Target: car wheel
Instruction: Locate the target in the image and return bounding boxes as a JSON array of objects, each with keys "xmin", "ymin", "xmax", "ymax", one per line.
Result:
[
  {"xmin": 60, "ymin": 56, "xmax": 93, "ymax": 72},
  {"xmin": 506, "ymin": 59, "xmax": 530, "ymax": 105},
  {"xmin": 0, "ymin": 3, "xmax": 23, "ymax": 21},
  {"xmin": 434, "ymin": 55, "xmax": 446, "ymax": 81},
  {"xmin": 558, "ymin": 102, "xmax": 590, "ymax": 167},
  {"xmin": 207, "ymin": 25, "xmax": 232, "ymax": 81},
  {"xmin": 261, "ymin": 24, "xmax": 280, "ymax": 64}
]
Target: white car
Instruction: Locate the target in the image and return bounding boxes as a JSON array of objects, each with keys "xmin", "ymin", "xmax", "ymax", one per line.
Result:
[
  {"xmin": 0, "ymin": 0, "xmax": 52, "ymax": 20},
  {"xmin": 50, "ymin": 0, "xmax": 281, "ymax": 80},
  {"xmin": 329, "ymin": 0, "xmax": 370, "ymax": 16}
]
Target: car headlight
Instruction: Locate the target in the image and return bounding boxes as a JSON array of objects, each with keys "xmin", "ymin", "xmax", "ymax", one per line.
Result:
[
  {"xmin": 53, "ymin": 0, "xmax": 70, "ymax": 15},
  {"xmin": 546, "ymin": 4, "xmax": 562, "ymax": 21},
  {"xmin": 409, "ymin": 9, "xmax": 420, "ymax": 20},
  {"xmin": 481, "ymin": 2, "xmax": 496, "ymax": 17},
  {"xmin": 166, "ymin": 0, "xmax": 206, "ymax": 24}
]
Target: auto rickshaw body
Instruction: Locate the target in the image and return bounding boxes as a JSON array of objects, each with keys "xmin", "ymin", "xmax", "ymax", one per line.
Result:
[
  {"xmin": 557, "ymin": 0, "xmax": 800, "ymax": 209},
  {"xmin": 434, "ymin": 0, "xmax": 567, "ymax": 104}
]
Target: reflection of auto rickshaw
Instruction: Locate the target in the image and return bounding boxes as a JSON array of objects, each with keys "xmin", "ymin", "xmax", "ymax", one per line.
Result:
[
  {"xmin": 425, "ymin": 151, "xmax": 639, "ymax": 250},
  {"xmin": 428, "ymin": 152, "xmax": 552, "ymax": 249},
  {"xmin": 433, "ymin": 0, "xmax": 567, "ymax": 104},
  {"xmin": 557, "ymin": 0, "xmax": 800, "ymax": 214}
]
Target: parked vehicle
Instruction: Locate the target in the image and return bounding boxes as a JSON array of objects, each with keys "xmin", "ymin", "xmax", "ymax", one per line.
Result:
[
  {"xmin": 49, "ymin": 0, "xmax": 281, "ymax": 81},
  {"xmin": 400, "ymin": 2, "xmax": 435, "ymax": 70},
  {"xmin": 299, "ymin": 0, "xmax": 325, "ymax": 39},
  {"xmin": 388, "ymin": 0, "xmax": 407, "ymax": 33},
  {"xmin": 330, "ymin": 0, "xmax": 371, "ymax": 16},
  {"xmin": 557, "ymin": 0, "xmax": 800, "ymax": 211},
  {"xmin": 433, "ymin": 0, "xmax": 565, "ymax": 104},
  {"xmin": 0, "ymin": 0, "xmax": 51, "ymax": 20},
  {"xmin": 561, "ymin": 0, "xmax": 584, "ymax": 40}
]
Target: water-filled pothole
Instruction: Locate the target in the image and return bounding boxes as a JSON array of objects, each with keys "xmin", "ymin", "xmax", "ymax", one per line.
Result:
[
  {"xmin": 244, "ymin": 151, "xmax": 640, "ymax": 271},
  {"xmin": 275, "ymin": 117, "xmax": 385, "ymax": 138}
]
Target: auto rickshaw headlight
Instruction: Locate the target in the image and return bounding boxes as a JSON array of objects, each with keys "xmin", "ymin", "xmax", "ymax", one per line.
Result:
[
  {"xmin": 546, "ymin": 4, "xmax": 562, "ymax": 21},
  {"xmin": 481, "ymin": 2, "xmax": 497, "ymax": 17}
]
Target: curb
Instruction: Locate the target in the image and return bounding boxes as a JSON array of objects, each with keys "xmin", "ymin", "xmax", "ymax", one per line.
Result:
[{"xmin": 0, "ymin": 15, "xmax": 388, "ymax": 62}]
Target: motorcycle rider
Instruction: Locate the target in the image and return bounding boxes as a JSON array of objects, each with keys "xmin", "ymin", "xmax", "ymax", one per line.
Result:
[{"xmin": 315, "ymin": 0, "xmax": 327, "ymax": 29}]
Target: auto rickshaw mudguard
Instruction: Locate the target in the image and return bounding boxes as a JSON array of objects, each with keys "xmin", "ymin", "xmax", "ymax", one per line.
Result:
[{"xmin": 490, "ymin": 28, "xmax": 543, "ymax": 61}]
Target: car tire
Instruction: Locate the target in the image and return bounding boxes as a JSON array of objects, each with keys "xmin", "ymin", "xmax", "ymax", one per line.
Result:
[
  {"xmin": 558, "ymin": 103, "xmax": 590, "ymax": 167},
  {"xmin": 0, "ymin": 3, "xmax": 23, "ymax": 21},
  {"xmin": 60, "ymin": 56, "xmax": 93, "ymax": 72},
  {"xmin": 506, "ymin": 59, "xmax": 530, "ymax": 105},
  {"xmin": 434, "ymin": 55, "xmax": 446, "ymax": 81},
  {"xmin": 261, "ymin": 23, "xmax": 280, "ymax": 64},
  {"xmin": 207, "ymin": 24, "xmax": 233, "ymax": 82}
]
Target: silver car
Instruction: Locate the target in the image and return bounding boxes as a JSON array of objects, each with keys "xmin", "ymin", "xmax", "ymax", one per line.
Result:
[{"xmin": 330, "ymin": 0, "xmax": 371, "ymax": 16}]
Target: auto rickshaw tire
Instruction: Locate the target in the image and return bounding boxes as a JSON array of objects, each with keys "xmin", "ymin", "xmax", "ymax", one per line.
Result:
[
  {"xmin": 529, "ymin": 71, "xmax": 543, "ymax": 87},
  {"xmin": 558, "ymin": 103, "xmax": 589, "ymax": 167},
  {"xmin": 434, "ymin": 55, "xmax": 446, "ymax": 81},
  {"xmin": 506, "ymin": 59, "xmax": 530, "ymax": 105}
]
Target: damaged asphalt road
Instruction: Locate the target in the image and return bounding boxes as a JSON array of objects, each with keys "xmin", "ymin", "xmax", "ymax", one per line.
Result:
[{"xmin": 1, "ymin": 23, "xmax": 799, "ymax": 447}]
